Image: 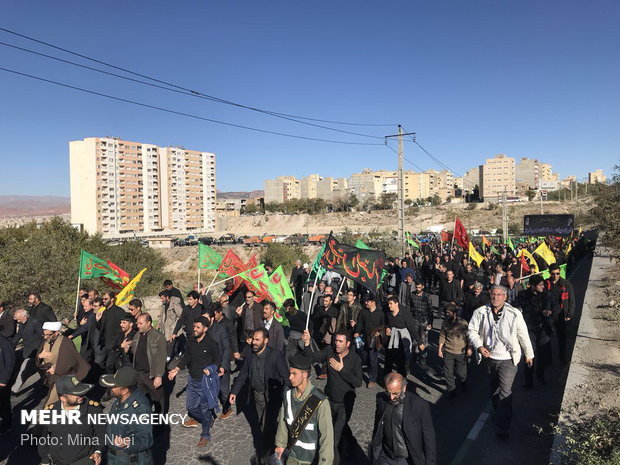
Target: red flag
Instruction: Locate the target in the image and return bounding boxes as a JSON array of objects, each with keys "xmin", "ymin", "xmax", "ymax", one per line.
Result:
[
  {"xmin": 219, "ymin": 250, "xmax": 258, "ymax": 295},
  {"xmin": 102, "ymin": 260, "xmax": 130, "ymax": 291},
  {"xmin": 440, "ymin": 231, "xmax": 453, "ymax": 242},
  {"xmin": 520, "ymin": 254, "xmax": 531, "ymax": 274},
  {"xmin": 454, "ymin": 218, "xmax": 469, "ymax": 249}
]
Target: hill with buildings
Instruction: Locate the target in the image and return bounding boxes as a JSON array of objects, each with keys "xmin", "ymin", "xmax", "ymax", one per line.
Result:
[{"xmin": 0, "ymin": 195, "xmax": 70, "ymax": 217}]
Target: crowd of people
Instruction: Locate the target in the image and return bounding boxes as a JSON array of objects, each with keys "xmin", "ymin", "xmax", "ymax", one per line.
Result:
[{"xmin": 0, "ymin": 232, "xmax": 592, "ymax": 465}]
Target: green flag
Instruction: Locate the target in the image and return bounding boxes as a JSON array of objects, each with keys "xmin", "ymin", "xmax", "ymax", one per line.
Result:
[
  {"xmin": 405, "ymin": 232, "xmax": 420, "ymax": 250},
  {"xmin": 307, "ymin": 237, "xmax": 328, "ymax": 284},
  {"xmin": 541, "ymin": 263, "xmax": 567, "ymax": 280},
  {"xmin": 268, "ymin": 266, "xmax": 296, "ymax": 309},
  {"xmin": 79, "ymin": 250, "xmax": 115, "ymax": 280},
  {"xmin": 198, "ymin": 243, "xmax": 222, "ymax": 270},
  {"xmin": 355, "ymin": 239, "xmax": 371, "ymax": 250},
  {"xmin": 506, "ymin": 237, "xmax": 515, "ymax": 251},
  {"xmin": 490, "ymin": 245, "xmax": 500, "ymax": 256}
]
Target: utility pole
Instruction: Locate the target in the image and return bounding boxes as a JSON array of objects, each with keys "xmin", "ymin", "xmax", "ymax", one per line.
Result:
[
  {"xmin": 538, "ymin": 179, "xmax": 543, "ymax": 214},
  {"xmin": 385, "ymin": 125, "xmax": 415, "ymax": 255},
  {"xmin": 501, "ymin": 190, "xmax": 509, "ymax": 244}
]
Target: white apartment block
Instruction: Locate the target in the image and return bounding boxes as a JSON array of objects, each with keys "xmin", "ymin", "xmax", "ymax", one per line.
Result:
[{"xmin": 70, "ymin": 137, "xmax": 215, "ymax": 238}]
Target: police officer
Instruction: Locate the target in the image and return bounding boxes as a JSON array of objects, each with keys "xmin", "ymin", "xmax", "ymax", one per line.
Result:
[
  {"xmin": 38, "ymin": 375, "xmax": 105, "ymax": 465},
  {"xmin": 99, "ymin": 366, "xmax": 153, "ymax": 465}
]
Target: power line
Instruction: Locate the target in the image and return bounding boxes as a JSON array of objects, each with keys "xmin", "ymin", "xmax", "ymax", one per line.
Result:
[
  {"xmin": 0, "ymin": 40, "xmax": 385, "ymax": 141},
  {"xmin": 0, "ymin": 26, "xmax": 395, "ymax": 128},
  {"xmin": 0, "ymin": 66, "xmax": 384, "ymax": 146}
]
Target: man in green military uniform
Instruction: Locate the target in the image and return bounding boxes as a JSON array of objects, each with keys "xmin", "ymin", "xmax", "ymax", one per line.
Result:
[
  {"xmin": 100, "ymin": 366, "xmax": 153, "ymax": 465},
  {"xmin": 274, "ymin": 354, "xmax": 334, "ymax": 465},
  {"xmin": 38, "ymin": 375, "xmax": 105, "ymax": 465}
]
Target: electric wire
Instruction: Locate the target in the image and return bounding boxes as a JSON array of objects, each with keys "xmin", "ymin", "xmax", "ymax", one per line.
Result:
[
  {"xmin": 0, "ymin": 66, "xmax": 384, "ymax": 146},
  {"xmin": 0, "ymin": 27, "xmax": 395, "ymax": 128}
]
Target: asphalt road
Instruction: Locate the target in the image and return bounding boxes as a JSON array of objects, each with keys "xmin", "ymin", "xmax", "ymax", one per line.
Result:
[{"xmin": 1, "ymin": 254, "xmax": 593, "ymax": 465}]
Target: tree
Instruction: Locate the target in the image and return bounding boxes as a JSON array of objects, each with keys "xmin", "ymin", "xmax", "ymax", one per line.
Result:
[
  {"xmin": 376, "ymin": 192, "xmax": 398, "ymax": 210},
  {"xmin": 591, "ymin": 165, "xmax": 620, "ymax": 253},
  {"xmin": 349, "ymin": 193, "xmax": 360, "ymax": 210},
  {"xmin": 242, "ymin": 203, "xmax": 260, "ymax": 215},
  {"xmin": 526, "ymin": 190, "xmax": 537, "ymax": 201},
  {"xmin": 430, "ymin": 195, "xmax": 441, "ymax": 206},
  {"xmin": 261, "ymin": 243, "xmax": 310, "ymax": 272},
  {"xmin": 0, "ymin": 218, "xmax": 165, "ymax": 319}
]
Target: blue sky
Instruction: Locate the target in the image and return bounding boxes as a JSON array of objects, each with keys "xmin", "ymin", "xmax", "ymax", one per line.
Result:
[{"xmin": 1, "ymin": 1, "xmax": 618, "ymax": 196}]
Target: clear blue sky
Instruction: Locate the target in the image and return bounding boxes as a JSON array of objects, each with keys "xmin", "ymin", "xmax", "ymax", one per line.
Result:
[{"xmin": 1, "ymin": 0, "xmax": 618, "ymax": 196}]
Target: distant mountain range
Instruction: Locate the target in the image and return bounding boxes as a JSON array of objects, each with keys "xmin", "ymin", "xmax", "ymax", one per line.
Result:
[
  {"xmin": 0, "ymin": 195, "xmax": 71, "ymax": 217},
  {"xmin": 217, "ymin": 190, "xmax": 264, "ymax": 199}
]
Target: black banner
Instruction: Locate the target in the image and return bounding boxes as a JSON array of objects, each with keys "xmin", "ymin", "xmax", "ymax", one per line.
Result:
[
  {"xmin": 319, "ymin": 236, "xmax": 386, "ymax": 291},
  {"xmin": 523, "ymin": 214, "xmax": 574, "ymax": 236}
]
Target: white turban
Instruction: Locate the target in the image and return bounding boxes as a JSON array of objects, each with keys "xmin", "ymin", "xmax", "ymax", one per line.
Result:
[{"xmin": 42, "ymin": 321, "xmax": 62, "ymax": 331}]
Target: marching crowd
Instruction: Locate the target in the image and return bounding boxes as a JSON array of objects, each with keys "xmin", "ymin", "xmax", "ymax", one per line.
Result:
[{"xmin": 0, "ymin": 233, "xmax": 591, "ymax": 465}]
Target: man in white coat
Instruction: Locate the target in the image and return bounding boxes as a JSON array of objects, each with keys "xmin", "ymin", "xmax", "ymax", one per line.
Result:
[{"xmin": 468, "ymin": 284, "xmax": 534, "ymax": 439}]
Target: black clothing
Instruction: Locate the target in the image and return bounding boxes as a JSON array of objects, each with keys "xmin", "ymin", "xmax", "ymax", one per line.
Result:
[
  {"xmin": 214, "ymin": 316, "xmax": 238, "ymax": 354},
  {"xmin": 0, "ymin": 334, "xmax": 15, "ymax": 384},
  {"xmin": 176, "ymin": 333, "xmax": 222, "ymax": 380},
  {"xmin": 304, "ymin": 345, "xmax": 363, "ymax": 403},
  {"xmin": 382, "ymin": 401, "xmax": 408, "ymax": 459},
  {"xmin": 174, "ymin": 303, "xmax": 204, "ymax": 336},
  {"xmin": 168, "ymin": 287, "xmax": 184, "ymax": 306},
  {"xmin": 357, "ymin": 308, "xmax": 386, "ymax": 339},
  {"xmin": 98, "ymin": 305, "xmax": 126, "ymax": 351},
  {"xmin": 286, "ymin": 309, "xmax": 311, "ymax": 333},
  {"xmin": 0, "ymin": 310, "xmax": 15, "ymax": 339},
  {"xmin": 462, "ymin": 291, "xmax": 490, "ymax": 321},
  {"xmin": 462, "ymin": 271, "xmax": 479, "ymax": 291},
  {"xmin": 409, "ymin": 292, "xmax": 434, "ymax": 325},
  {"xmin": 38, "ymin": 399, "xmax": 105, "ymax": 465},
  {"xmin": 29, "ymin": 302, "xmax": 56, "ymax": 323},
  {"xmin": 231, "ymin": 345, "xmax": 288, "ymax": 403},
  {"xmin": 371, "ymin": 391, "xmax": 436, "ymax": 465},
  {"xmin": 251, "ymin": 350, "xmax": 266, "ymax": 393},
  {"xmin": 386, "ymin": 311, "xmax": 423, "ymax": 346},
  {"xmin": 13, "ymin": 317, "xmax": 44, "ymax": 358},
  {"xmin": 439, "ymin": 278, "xmax": 464, "ymax": 307}
]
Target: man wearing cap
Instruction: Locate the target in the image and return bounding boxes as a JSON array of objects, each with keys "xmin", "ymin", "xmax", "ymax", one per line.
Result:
[
  {"xmin": 100, "ymin": 366, "xmax": 154, "ymax": 465},
  {"xmin": 37, "ymin": 321, "xmax": 90, "ymax": 404},
  {"xmin": 274, "ymin": 354, "xmax": 334, "ymax": 465},
  {"xmin": 38, "ymin": 375, "xmax": 104, "ymax": 465}
]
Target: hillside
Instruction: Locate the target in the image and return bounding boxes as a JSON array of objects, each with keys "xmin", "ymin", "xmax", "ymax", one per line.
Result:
[
  {"xmin": 215, "ymin": 199, "xmax": 594, "ymax": 236},
  {"xmin": 0, "ymin": 195, "xmax": 70, "ymax": 217}
]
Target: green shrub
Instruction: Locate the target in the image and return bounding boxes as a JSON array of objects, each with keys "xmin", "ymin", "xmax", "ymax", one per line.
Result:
[
  {"xmin": 559, "ymin": 408, "xmax": 620, "ymax": 465},
  {"xmin": 261, "ymin": 243, "xmax": 310, "ymax": 272}
]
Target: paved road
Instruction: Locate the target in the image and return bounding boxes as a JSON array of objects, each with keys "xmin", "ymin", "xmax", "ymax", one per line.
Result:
[{"xmin": 0, "ymin": 255, "xmax": 593, "ymax": 465}]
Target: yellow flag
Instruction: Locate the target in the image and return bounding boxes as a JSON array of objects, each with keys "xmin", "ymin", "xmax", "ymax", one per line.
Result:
[
  {"xmin": 565, "ymin": 243, "xmax": 573, "ymax": 257},
  {"xmin": 469, "ymin": 242, "xmax": 484, "ymax": 267},
  {"xmin": 518, "ymin": 249, "xmax": 539, "ymax": 273},
  {"xmin": 116, "ymin": 268, "xmax": 148, "ymax": 306},
  {"xmin": 534, "ymin": 242, "xmax": 556, "ymax": 266}
]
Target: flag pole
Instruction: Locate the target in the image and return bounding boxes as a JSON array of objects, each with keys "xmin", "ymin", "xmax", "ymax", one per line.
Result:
[
  {"xmin": 205, "ymin": 260, "xmax": 225, "ymax": 295},
  {"xmin": 305, "ymin": 268, "xmax": 321, "ymax": 331},
  {"xmin": 335, "ymin": 276, "xmax": 347, "ymax": 301},
  {"xmin": 450, "ymin": 218, "xmax": 456, "ymax": 252},
  {"xmin": 198, "ymin": 267, "xmax": 201, "ymax": 292},
  {"xmin": 208, "ymin": 269, "xmax": 252, "ymax": 289},
  {"xmin": 73, "ymin": 276, "xmax": 81, "ymax": 321}
]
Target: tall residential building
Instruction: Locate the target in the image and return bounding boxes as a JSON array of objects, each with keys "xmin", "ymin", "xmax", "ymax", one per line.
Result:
[
  {"xmin": 482, "ymin": 154, "xmax": 516, "ymax": 200},
  {"xmin": 316, "ymin": 177, "xmax": 348, "ymax": 203},
  {"xmin": 463, "ymin": 166, "xmax": 483, "ymax": 194},
  {"xmin": 300, "ymin": 174, "xmax": 321, "ymax": 199},
  {"xmin": 588, "ymin": 169, "xmax": 606, "ymax": 184},
  {"xmin": 348, "ymin": 169, "xmax": 384, "ymax": 201},
  {"xmin": 264, "ymin": 176, "xmax": 301, "ymax": 203},
  {"xmin": 70, "ymin": 137, "xmax": 215, "ymax": 237}
]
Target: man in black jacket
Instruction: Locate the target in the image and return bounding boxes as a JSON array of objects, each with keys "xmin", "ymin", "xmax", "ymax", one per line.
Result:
[
  {"xmin": 438, "ymin": 270, "xmax": 464, "ymax": 311},
  {"xmin": 229, "ymin": 328, "xmax": 288, "ymax": 465},
  {"xmin": 354, "ymin": 295, "xmax": 385, "ymax": 388},
  {"xmin": 545, "ymin": 263, "xmax": 576, "ymax": 365},
  {"xmin": 203, "ymin": 308, "xmax": 232, "ymax": 419},
  {"xmin": 302, "ymin": 329, "xmax": 363, "ymax": 465},
  {"xmin": 0, "ymin": 333, "xmax": 16, "ymax": 435},
  {"xmin": 385, "ymin": 297, "xmax": 425, "ymax": 377},
  {"xmin": 370, "ymin": 373, "xmax": 436, "ymax": 465},
  {"xmin": 171, "ymin": 291, "xmax": 204, "ymax": 352},
  {"xmin": 0, "ymin": 302, "xmax": 15, "ymax": 339},
  {"xmin": 97, "ymin": 291, "xmax": 126, "ymax": 371},
  {"xmin": 28, "ymin": 293, "xmax": 57, "ymax": 323},
  {"xmin": 11, "ymin": 308, "xmax": 43, "ymax": 394},
  {"xmin": 168, "ymin": 317, "xmax": 221, "ymax": 447}
]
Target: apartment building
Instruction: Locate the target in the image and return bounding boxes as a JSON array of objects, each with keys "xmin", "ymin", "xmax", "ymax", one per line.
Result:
[
  {"xmin": 588, "ymin": 169, "xmax": 606, "ymax": 184},
  {"xmin": 264, "ymin": 176, "xmax": 301, "ymax": 203},
  {"xmin": 482, "ymin": 154, "xmax": 516, "ymax": 200},
  {"xmin": 70, "ymin": 137, "xmax": 215, "ymax": 237},
  {"xmin": 300, "ymin": 174, "xmax": 321, "ymax": 199}
]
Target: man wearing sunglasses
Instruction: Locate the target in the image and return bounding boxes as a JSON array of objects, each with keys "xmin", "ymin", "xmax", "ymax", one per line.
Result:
[{"xmin": 544, "ymin": 263, "xmax": 575, "ymax": 365}]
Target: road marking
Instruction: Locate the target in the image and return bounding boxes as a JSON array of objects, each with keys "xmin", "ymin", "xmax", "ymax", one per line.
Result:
[{"xmin": 450, "ymin": 403, "xmax": 492, "ymax": 465}]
